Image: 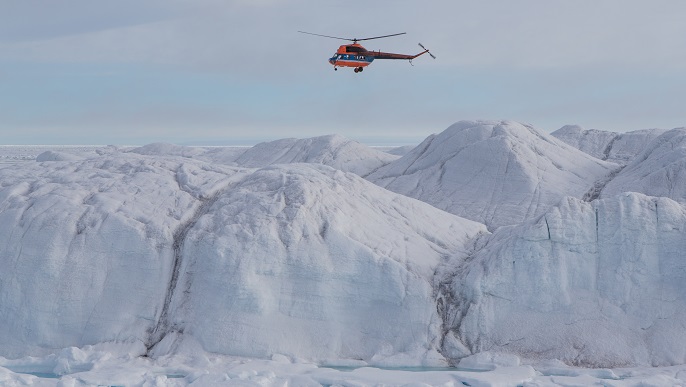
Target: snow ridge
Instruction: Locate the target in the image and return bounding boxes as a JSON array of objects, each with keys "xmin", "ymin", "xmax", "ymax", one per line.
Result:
[{"xmin": 367, "ymin": 120, "xmax": 616, "ymax": 229}]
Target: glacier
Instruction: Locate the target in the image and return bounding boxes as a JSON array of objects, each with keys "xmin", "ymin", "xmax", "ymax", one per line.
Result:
[{"xmin": 1, "ymin": 119, "xmax": 686, "ymax": 385}]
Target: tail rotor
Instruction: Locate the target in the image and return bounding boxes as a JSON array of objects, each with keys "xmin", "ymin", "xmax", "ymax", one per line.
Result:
[{"xmin": 418, "ymin": 43, "xmax": 436, "ymax": 59}]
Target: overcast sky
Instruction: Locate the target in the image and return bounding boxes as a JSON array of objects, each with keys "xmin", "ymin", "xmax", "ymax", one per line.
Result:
[{"xmin": 1, "ymin": 0, "xmax": 685, "ymax": 145}]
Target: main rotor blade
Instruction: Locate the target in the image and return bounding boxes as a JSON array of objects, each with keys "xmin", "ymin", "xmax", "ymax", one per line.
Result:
[
  {"xmin": 355, "ymin": 32, "xmax": 406, "ymax": 41},
  {"xmin": 298, "ymin": 31, "xmax": 352, "ymax": 41}
]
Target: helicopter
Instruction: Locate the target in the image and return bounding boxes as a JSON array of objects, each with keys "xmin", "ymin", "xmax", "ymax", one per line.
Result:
[{"xmin": 298, "ymin": 31, "xmax": 435, "ymax": 73}]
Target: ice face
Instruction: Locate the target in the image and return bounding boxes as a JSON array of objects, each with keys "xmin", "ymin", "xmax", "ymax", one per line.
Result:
[
  {"xmin": 0, "ymin": 153, "xmax": 247, "ymax": 358},
  {"xmin": 161, "ymin": 164, "xmax": 486, "ymax": 363},
  {"xmin": 448, "ymin": 193, "xmax": 686, "ymax": 367}
]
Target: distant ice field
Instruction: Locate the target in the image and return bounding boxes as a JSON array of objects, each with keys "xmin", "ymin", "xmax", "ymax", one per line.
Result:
[{"xmin": 0, "ymin": 145, "xmax": 110, "ymax": 163}]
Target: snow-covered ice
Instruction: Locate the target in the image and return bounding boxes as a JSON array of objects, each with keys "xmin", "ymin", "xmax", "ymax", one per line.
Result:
[{"xmin": 1, "ymin": 118, "xmax": 686, "ymax": 386}]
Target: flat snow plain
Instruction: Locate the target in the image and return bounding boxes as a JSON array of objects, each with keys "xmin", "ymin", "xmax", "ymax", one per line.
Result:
[{"xmin": 2, "ymin": 120, "xmax": 686, "ymax": 386}]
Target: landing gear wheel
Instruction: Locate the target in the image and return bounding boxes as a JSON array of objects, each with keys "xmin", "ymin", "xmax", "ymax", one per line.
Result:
[
  {"xmin": 334, "ymin": 67, "xmax": 337, "ymax": 71},
  {"xmin": 358, "ymin": 67, "xmax": 364, "ymax": 72},
  {"xmin": 354, "ymin": 68, "xmax": 359, "ymax": 73}
]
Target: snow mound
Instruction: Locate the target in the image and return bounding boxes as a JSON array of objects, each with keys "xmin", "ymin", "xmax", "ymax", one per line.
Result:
[
  {"xmin": 160, "ymin": 163, "xmax": 487, "ymax": 364},
  {"xmin": 233, "ymin": 134, "xmax": 399, "ymax": 176},
  {"xmin": 552, "ymin": 125, "xmax": 667, "ymax": 164},
  {"xmin": 129, "ymin": 142, "xmax": 206, "ymax": 158},
  {"xmin": 367, "ymin": 120, "xmax": 616, "ymax": 230},
  {"xmin": 446, "ymin": 193, "xmax": 686, "ymax": 367},
  {"xmin": 601, "ymin": 128, "xmax": 686, "ymax": 202},
  {"xmin": 35, "ymin": 151, "xmax": 84, "ymax": 162},
  {"xmin": 129, "ymin": 143, "xmax": 249, "ymax": 165},
  {"xmin": 385, "ymin": 145, "xmax": 416, "ymax": 156}
]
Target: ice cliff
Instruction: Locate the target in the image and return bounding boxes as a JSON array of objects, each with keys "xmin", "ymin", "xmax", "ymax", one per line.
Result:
[{"xmin": 444, "ymin": 193, "xmax": 686, "ymax": 367}]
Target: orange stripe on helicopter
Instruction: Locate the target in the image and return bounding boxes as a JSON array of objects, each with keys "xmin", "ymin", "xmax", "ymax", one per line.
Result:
[{"xmin": 331, "ymin": 60, "xmax": 371, "ymax": 68}]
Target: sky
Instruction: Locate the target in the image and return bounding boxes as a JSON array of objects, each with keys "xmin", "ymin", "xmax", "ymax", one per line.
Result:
[{"xmin": 1, "ymin": 0, "xmax": 685, "ymax": 146}]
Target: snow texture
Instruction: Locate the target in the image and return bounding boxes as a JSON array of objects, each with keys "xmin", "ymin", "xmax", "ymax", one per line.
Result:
[
  {"xmin": 552, "ymin": 125, "xmax": 667, "ymax": 165},
  {"xmin": 367, "ymin": 120, "xmax": 616, "ymax": 230}
]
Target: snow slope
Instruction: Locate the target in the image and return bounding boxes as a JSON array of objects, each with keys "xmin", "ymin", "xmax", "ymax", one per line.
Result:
[
  {"xmin": 445, "ymin": 193, "xmax": 686, "ymax": 367},
  {"xmin": 601, "ymin": 128, "xmax": 686, "ymax": 202},
  {"xmin": 552, "ymin": 125, "xmax": 667, "ymax": 164},
  {"xmin": 233, "ymin": 134, "xmax": 399, "ymax": 176},
  {"xmin": 367, "ymin": 120, "xmax": 617, "ymax": 230}
]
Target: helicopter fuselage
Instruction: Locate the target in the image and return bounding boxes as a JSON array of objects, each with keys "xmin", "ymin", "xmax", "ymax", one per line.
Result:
[
  {"xmin": 327, "ymin": 43, "xmax": 430, "ymax": 72},
  {"xmin": 329, "ymin": 44, "xmax": 374, "ymax": 69}
]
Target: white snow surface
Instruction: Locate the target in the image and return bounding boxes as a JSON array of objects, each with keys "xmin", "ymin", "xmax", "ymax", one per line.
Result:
[
  {"xmin": 233, "ymin": 134, "xmax": 399, "ymax": 176},
  {"xmin": 2, "ymin": 344, "xmax": 686, "ymax": 386},
  {"xmin": 551, "ymin": 125, "xmax": 667, "ymax": 164},
  {"xmin": 367, "ymin": 120, "xmax": 616, "ymax": 230}
]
